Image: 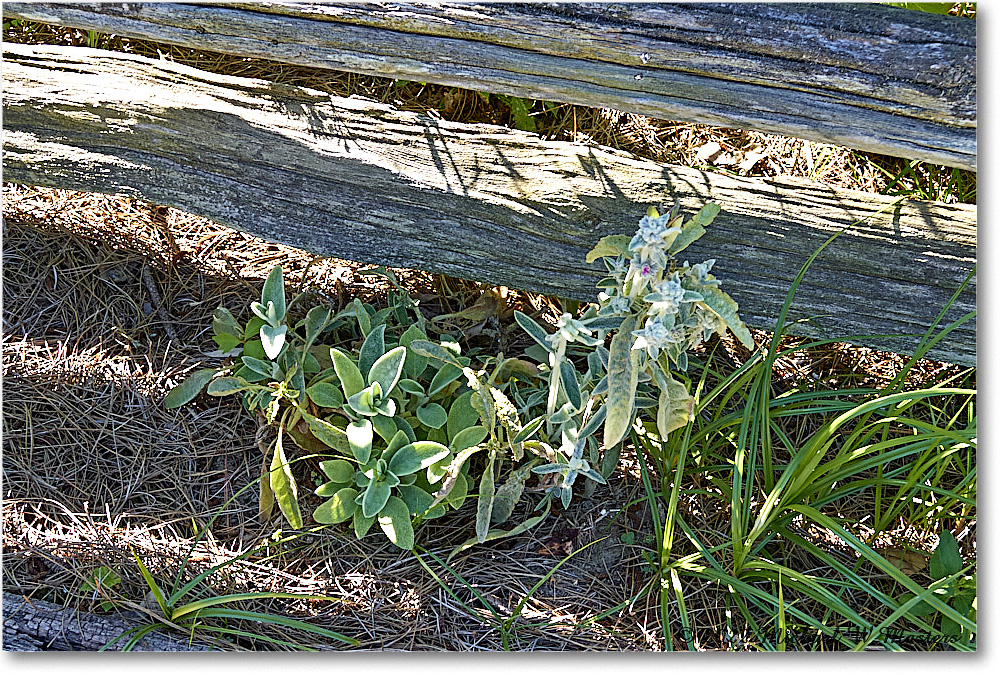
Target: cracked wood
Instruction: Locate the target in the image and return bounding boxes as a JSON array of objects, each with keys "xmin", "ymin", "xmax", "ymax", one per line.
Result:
[
  {"xmin": 2, "ymin": 44, "xmax": 976, "ymax": 363},
  {"xmin": 1, "ymin": 1, "xmax": 976, "ymax": 170}
]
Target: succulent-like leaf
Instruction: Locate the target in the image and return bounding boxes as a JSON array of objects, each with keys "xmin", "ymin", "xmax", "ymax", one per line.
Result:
[
  {"xmin": 212, "ymin": 332, "xmax": 242, "ymax": 354},
  {"xmin": 396, "ymin": 378, "xmax": 425, "ymax": 396},
  {"xmin": 213, "ymin": 306, "xmax": 242, "ymax": 336},
  {"xmin": 451, "ymin": 425, "xmax": 488, "ymax": 453},
  {"xmin": 353, "ymin": 509, "xmax": 376, "ymax": 539},
  {"xmin": 304, "ymin": 413, "xmax": 351, "ymax": 454},
  {"xmin": 163, "ymin": 368, "xmax": 217, "ymax": 408},
  {"xmin": 397, "ymin": 484, "xmax": 431, "ymax": 515},
  {"xmin": 601, "ymin": 440, "xmax": 622, "ymax": 479},
  {"xmin": 559, "ymin": 360, "xmax": 582, "ymax": 410},
  {"xmin": 656, "ymin": 376, "xmax": 695, "ymax": 438},
  {"xmin": 251, "ymin": 301, "xmax": 271, "ymax": 324},
  {"xmin": 697, "ymin": 286, "xmax": 754, "ymax": 349},
  {"xmin": 313, "ymin": 487, "xmax": 359, "ymax": 524},
  {"xmin": 367, "ymin": 345, "xmax": 406, "ymax": 396},
  {"xmin": 446, "ymin": 391, "xmax": 480, "ymax": 442},
  {"xmin": 304, "ymin": 305, "xmax": 332, "ymax": 344},
  {"xmin": 241, "ymin": 355, "xmax": 275, "ymax": 379},
  {"xmin": 206, "ymin": 376, "xmax": 254, "ymax": 397},
  {"xmin": 409, "ymin": 339, "xmax": 463, "ymax": 368},
  {"xmin": 259, "ymin": 467, "xmax": 275, "ymax": 520},
  {"xmin": 388, "ymin": 441, "xmax": 450, "ymax": 476},
  {"xmin": 385, "ymin": 430, "xmax": 411, "ymax": 457},
  {"xmin": 465, "ymin": 374, "xmax": 497, "ymax": 436},
  {"xmin": 330, "ymin": 348, "xmax": 365, "ymax": 399},
  {"xmin": 306, "ymin": 382, "xmax": 344, "ymax": 408},
  {"xmin": 361, "ymin": 480, "xmax": 392, "ymax": 518},
  {"xmin": 347, "ymin": 419, "xmax": 374, "ymax": 465},
  {"xmin": 416, "ymin": 402, "xmax": 448, "ymax": 429},
  {"xmin": 270, "ymin": 431, "xmax": 303, "ymax": 529},
  {"xmin": 373, "ymin": 398, "xmax": 397, "ymax": 418},
  {"xmin": 378, "ymin": 496, "xmax": 415, "ymax": 550},
  {"xmin": 347, "ymin": 386, "xmax": 378, "ymax": 417},
  {"xmin": 445, "ymin": 472, "xmax": 469, "ymax": 509},
  {"xmin": 241, "ymin": 339, "xmax": 266, "ymax": 363},
  {"xmin": 476, "ymin": 452, "xmax": 496, "ymax": 543},
  {"xmin": 315, "ymin": 481, "xmax": 349, "ymax": 498},
  {"xmin": 579, "ymin": 404, "xmax": 607, "ymax": 441},
  {"xmin": 930, "ymin": 530, "xmax": 964, "ymax": 580},
  {"xmin": 491, "ymin": 468, "xmax": 528, "ymax": 524},
  {"xmin": 370, "ymin": 414, "xmax": 397, "ymax": 444},
  {"xmin": 352, "ymin": 298, "xmax": 371, "ymax": 336},
  {"xmin": 243, "ymin": 316, "xmax": 266, "ymax": 342},
  {"xmin": 399, "ymin": 325, "xmax": 429, "ymax": 378},
  {"xmin": 261, "ymin": 265, "xmax": 286, "ymax": 322},
  {"xmin": 495, "ymin": 358, "xmax": 541, "ymax": 383},
  {"xmin": 260, "ymin": 324, "xmax": 287, "ymax": 360},
  {"xmin": 358, "ymin": 324, "xmax": 387, "ymax": 378},
  {"xmin": 320, "ymin": 459, "xmax": 355, "ymax": 484},
  {"xmin": 514, "ymin": 310, "xmax": 553, "ymax": 353},
  {"xmin": 583, "ymin": 315, "xmax": 626, "ymax": 332},
  {"xmin": 604, "ymin": 314, "xmax": 640, "ymax": 449},
  {"xmin": 669, "ymin": 203, "xmax": 720, "ymax": 255},
  {"xmin": 585, "ymin": 234, "xmax": 631, "ymax": 263},
  {"xmin": 428, "ymin": 364, "xmax": 463, "ymax": 397}
]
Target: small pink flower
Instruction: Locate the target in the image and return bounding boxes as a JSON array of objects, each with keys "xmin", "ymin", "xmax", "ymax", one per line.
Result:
[{"xmin": 641, "ymin": 264, "xmax": 653, "ymax": 277}]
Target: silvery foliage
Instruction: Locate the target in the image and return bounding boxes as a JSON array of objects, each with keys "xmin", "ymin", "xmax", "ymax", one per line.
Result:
[
  {"xmin": 515, "ymin": 203, "xmax": 753, "ymax": 508},
  {"xmin": 592, "ymin": 203, "xmax": 754, "ymax": 448}
]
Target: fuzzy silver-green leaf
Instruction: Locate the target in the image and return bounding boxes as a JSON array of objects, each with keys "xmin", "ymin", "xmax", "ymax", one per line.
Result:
[{"xmin": 604, "ymin": 314, "xmax": 640, "ymax": 449}]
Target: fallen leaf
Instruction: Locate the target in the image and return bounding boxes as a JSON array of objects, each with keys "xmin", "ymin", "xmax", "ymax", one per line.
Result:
[{"xmin": 881, "ymin": 547, "xmax": 928, "ymax": 577}]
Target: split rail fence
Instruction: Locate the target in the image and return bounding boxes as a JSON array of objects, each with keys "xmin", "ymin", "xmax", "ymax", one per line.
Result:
[{"xmin": 2, "ymin": 2, "xmax": 977, "ymax": 364}]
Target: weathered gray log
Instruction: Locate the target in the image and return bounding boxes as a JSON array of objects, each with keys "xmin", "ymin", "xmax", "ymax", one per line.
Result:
[
  {"xmin": 2, "ymin": 44, "xmax": 976, "ymax": 364},
  {"xmin": 3, "ymin": 592, "xmax": 214, "ymax": 651},
  {"xmin": 1, "ymin": 1, "xmax": 976, "ymax": 171}
]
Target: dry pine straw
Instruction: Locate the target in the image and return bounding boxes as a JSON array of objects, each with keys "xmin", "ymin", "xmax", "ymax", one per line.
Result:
[
  {"xmin": 2, "ymin": 187, "xmax": 667, "ymax": 650},
  {"xmin": 1, "ymin": 22, "xmax": 974, "ymax": 651}
]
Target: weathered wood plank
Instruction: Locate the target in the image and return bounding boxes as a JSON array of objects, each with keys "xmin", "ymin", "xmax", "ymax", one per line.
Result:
[
  {"xmin": 3, "ymin": 592, "xmax": 214, "ymax": 650},
  {"xmin": 2, "ymin": 1, "xmax": 976, "ymax": 171},
  {"xmin": 2, "ymin": 44, "xmax": 976, "ymax": 364}
]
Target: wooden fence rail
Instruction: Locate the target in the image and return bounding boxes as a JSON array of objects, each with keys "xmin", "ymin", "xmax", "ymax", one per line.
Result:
[
  {"xmin": 2, "ymin": 1, "xmax": 977, "ymax": 171},
  {"xmin": 3, "ymin": 44, "xmax": 976, "ymax": 364}
]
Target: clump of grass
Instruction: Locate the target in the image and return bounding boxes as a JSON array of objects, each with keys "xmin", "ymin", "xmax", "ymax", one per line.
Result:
[{"xmin": 634, "ymin": 224, "xmax": 976, "ymax": 651}]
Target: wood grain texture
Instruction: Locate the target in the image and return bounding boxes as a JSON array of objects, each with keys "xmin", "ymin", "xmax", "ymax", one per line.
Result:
[
  {"xmin": 1, "ymin": 1, "xmax": 976, "ymax": 170},
  {"xmin": 2, "ymin": 44, "xmax": 976, "ymax": 364},
  {"xmin": 3, "ymin": 592, "xmax": 214, "ymax": 650}
]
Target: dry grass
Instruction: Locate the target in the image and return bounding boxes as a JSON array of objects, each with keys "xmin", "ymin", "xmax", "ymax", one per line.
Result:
[{"xmin": 2, "ymin": 18, "xmax": 975, "ymax": 651}]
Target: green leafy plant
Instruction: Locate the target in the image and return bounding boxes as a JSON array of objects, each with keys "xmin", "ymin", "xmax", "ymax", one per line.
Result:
[
  {"xmin": 163, "ymin": 204, "xmax": 747, "ymax": 560},
  {"xmin": 899, "ymin": 530, "xmax": 976, "ymax": 642},
  {"xmin": 508, "ymin": 203, "xmax": 753, "ymax": 511},
  {"xmin": 165, "ymin": 265, "xmax": 562, "ymax": 551},
  {"xmin": 80, "ymin": 566, "xmax": 122, "ymax": 612}
]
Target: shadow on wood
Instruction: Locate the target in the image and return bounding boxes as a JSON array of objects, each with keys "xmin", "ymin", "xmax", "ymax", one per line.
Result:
[
  {"xmin": 1, "ymin": 2, "xmax": 976, "ymax": 170},
  {"xmin": 2, "ymin": 44, "xmax": 976, "ymax": 364}
]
